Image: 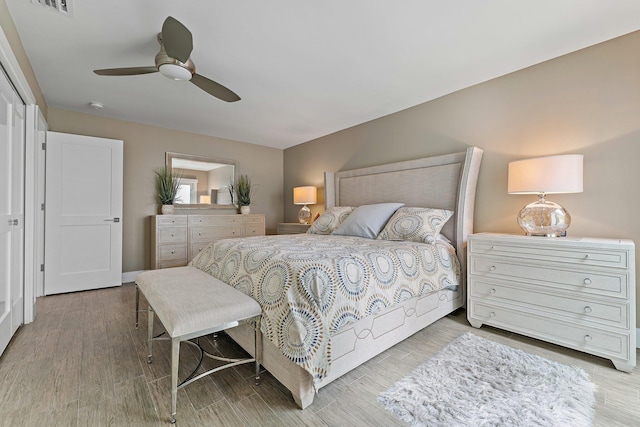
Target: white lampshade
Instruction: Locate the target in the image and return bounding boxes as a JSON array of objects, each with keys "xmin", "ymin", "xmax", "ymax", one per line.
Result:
[
  {"xmin": 293, "ymin": 186, "xmax": 317, "ymax": 205},
  {"xmin": 508, "ymin": 154, "xmax": 583, "ymax": 194},
  {"xmin": 507, "ymin": 154, "xmax": 583, "ymax": 237}
]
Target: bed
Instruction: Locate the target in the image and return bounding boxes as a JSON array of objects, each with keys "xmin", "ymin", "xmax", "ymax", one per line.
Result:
[{"xmin": 190, "ymin": 146, "xmax": 483, "ymax": 408}]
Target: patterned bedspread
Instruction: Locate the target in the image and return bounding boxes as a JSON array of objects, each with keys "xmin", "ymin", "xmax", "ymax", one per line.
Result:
[{"xmin": 189, "ymin": 234, "xmax": 460, "ymax": 383}]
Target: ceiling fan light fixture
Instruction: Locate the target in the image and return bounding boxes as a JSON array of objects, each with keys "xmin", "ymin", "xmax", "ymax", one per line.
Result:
[{"xmin": 158, "ymin": 63, "xmax": 193, "ymax": 81}]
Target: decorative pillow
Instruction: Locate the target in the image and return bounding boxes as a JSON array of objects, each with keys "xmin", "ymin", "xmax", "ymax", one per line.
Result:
[
  {"xmin": 377, "ymin": 207, "xmax": 453, "ymax": 243},
  {"xmin": 306, "ymin": 206, "xmax": 355, "ymax": 235},
  {"xmin": 331, "ymin": 203, "xmax": 405, "ymax": 239}
]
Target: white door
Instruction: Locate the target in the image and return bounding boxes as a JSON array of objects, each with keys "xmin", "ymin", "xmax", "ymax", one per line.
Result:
[
  {"xmin": 44, "ymin": 132, "xmax": 123, "ymax": 295},
  {"xmin": 0, "ymin": 69, "xmax": 25, "ymax": 355}
]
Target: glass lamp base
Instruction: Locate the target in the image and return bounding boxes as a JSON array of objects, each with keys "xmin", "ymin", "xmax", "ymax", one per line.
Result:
[
  {"xmin": 298, "ymin": 205, "xmax": 311, "ymax": 224},
  {"xmin": 517, "ymin": 196, "xmax": 571, "ymax": 237}
]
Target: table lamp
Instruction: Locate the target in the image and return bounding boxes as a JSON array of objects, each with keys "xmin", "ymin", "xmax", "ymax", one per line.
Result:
[
  {"xmin": 293, "ymin": 186, "xmax": 317, "ymax": 224},
  {"xmin": 508, "ymin": 154, "xmax": 583, "ymax": 237}
]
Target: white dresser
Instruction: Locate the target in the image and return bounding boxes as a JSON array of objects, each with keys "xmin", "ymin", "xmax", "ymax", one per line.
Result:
[
  {"xmin": 467, "ymin": 233, "xmax": 636, "ymax": 372},
  {"xmin": 151, "ymin": 214, "xmax": 265, "ymax": 269}
]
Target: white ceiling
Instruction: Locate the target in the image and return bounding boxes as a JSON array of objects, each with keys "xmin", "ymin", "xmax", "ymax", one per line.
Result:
[{"xmin": 6, "ymin": 0, "xmax": 640, "ymax": 149}]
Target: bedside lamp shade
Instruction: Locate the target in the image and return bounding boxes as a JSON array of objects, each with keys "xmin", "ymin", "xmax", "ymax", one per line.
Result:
[
  {"xmin": 293, "ymin": 186, "xmax": 317, "ymax": 224},
  {"xmin": 508, "ymin": 154, "xmax": 583, "ymax": 237}
]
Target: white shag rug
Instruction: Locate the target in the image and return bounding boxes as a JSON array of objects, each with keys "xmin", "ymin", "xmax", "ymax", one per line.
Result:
[{"xmin": 379, "ymin": 332, "xmax": 595, "ymax": 427}]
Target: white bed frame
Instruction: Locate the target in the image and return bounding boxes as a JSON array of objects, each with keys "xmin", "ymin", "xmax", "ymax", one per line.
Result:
[{"xmin": 227, "ymin": 147, "xmax": 483, "ymax": 408}]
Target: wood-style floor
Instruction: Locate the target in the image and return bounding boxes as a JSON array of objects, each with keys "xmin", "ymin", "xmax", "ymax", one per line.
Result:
[{"xmin": 0, "ymin": 283, "xmax": 638, "ymax": 426}]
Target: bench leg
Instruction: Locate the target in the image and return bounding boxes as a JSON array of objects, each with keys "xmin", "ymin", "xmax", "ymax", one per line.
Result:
[
  {"xmin": 254, "ymin": 317, "xmax": 261, "ymax": 386},
  {"xmin": 135, "ymin": 285, "xmax": 140, "ymax": 329},
  {"xmin": 170, "ymin": 338, "xmax": 180, "ymax": 424},
  {"xmin": 147, "ymin": 306, "xmax": 154, "ymax": 364}
]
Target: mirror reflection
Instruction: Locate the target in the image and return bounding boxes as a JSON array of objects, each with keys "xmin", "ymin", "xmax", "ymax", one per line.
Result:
[{"xmin": 165, "ymin": 152, "xmax": 237, "ymax": 206}]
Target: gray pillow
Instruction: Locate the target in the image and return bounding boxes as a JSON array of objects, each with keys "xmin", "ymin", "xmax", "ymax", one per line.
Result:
[{"xmin": 331, "ymin": 203, "xmax": 404, "ymax": 239}]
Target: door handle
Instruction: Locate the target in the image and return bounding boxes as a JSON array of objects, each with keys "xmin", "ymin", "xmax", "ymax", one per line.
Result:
[{"xmin": 104, "ymin": 218, "xmax": 120, "ymax": 222}]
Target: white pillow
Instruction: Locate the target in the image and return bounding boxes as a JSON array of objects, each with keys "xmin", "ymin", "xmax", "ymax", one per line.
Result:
[
  {"xmin": 306, "ymin": 206, "xmax": 355, "ymax": 235},
  {"xmin": 377, "ymin": 207, "xmax": 453, "ymax": 243},
  {"xmin": 331, "ymin": 203, "xmax": 404, "ymax": 239}
]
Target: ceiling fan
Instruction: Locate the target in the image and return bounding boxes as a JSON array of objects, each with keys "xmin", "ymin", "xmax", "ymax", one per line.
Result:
[{"xmin": 93, "ymin": 17, "xmax": 240, "ymax": 102}]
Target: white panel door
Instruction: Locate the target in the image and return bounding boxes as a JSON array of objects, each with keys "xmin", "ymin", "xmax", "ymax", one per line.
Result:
[
  {"xmin": 10, "ymin": 99, "xmax": 24, "ymax": 334},
  {"xmin": 44, "ymin": 132, "xmax": 123, "ymax": 295},
  {"xmin": 0, "ymin": 69, "xmax": 25, "ymax": 355},
  {"xmin": 0, "ymin": 71, "xmax": 13, "ymax": 354}
]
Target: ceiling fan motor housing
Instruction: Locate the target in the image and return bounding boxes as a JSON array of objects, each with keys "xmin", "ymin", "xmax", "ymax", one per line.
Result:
[{"xmin": 155, "ymin": 37, "xmax": 195, "ymax": 81}]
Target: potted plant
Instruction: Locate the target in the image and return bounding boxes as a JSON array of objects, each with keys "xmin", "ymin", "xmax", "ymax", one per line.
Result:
[
  {"xmin": 154, "ymin": 166, "xmax": 181, "ymax": 214},
  {"xmin": 231, "ymin": 174, "xmax": 254, "ymax": 214}
]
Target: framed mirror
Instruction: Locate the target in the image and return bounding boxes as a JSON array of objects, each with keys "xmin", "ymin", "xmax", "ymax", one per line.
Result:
[{"xmin": 165, "ymin": 152, "xmax": 237, "ymax": 208}]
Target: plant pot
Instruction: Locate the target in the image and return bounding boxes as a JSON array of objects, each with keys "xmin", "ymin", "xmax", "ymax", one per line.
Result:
[
  {"xmin": 240, "ymin": 205, "xmax": 251, "ymax": 215},
  {"xmin": 161, "ymin": 204, "xmax": 175, "ymax": 215}
]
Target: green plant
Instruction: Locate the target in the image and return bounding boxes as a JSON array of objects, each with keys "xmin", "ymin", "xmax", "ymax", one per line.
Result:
[
  {"xmin": 154, "ymin": 166, "xmax": 181, "ymax": 205},
  {"xmin": 231, "ymin": 174, "xmax": 254, "ymax": 206}
]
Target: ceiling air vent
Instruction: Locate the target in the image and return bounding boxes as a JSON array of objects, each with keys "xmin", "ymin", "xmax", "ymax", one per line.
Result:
[{"xmin": 31, "ymin": 0, "xmax": 74, "ymax": 17}]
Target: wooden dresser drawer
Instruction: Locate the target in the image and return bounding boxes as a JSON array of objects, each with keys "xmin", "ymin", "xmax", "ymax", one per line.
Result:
[
  {"xmin": 469, "ymin": 257, "xmax": 628, "ymax": 299},
  {"xmin": 189, "ymin": 243, "xmax": 212, "ymax": 260},
  {"xmin": 157, "ymin": 227, "xmax": 187, "ymax": 244},
  {"xmin": 189, "ymin": 215, "xmax": 243, "ymax": 226},
  {"xmin": 469, "ymin": 238, "xmax": 630, "ymax": 269},
  {"xmin": 470, "ymin": 279, "xmax": 628, "ymax": 328},
  {"xmin": 190, "ymin": 226, "xmax": 242, "ymax": 242},
  {"xmin": 469, "ymin": 301, "xmax": 630, "ymax": 361},
  {"xmin": 243, "ymin": 224, "xmax": 265, "ymax": 237},
  {"xmin": 157, "ymin": 259, "xmax": 188, "ymax": 269},
  {"xmin": 156, "ymin": 215, "xmax": 188, "ymax": 227},
  {"xmin": 243, "ymin": 215, "xmax": 265, "ymax": 224},
  {"xmin": 157, "ymin": 244, "xmax": 187, "ymax": 262}
]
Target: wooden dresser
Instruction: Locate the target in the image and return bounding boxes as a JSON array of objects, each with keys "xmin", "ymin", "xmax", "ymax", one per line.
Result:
[
  {"xmin": 151, "ymin": 214, "xmax": 265, "ymax": 269},
  {"xmin": 467, "ymin": 233, "xmax": 636, "ymax": 372}
]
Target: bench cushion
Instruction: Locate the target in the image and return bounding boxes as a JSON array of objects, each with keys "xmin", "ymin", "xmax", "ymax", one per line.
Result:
[{"xmin": 136, "ymin": 266, "xmax": 261, "ymax": 338}]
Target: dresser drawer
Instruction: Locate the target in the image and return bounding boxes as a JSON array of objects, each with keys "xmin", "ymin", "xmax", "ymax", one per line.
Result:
[
  {"xmin": 156, "ymin": 215, "xmax": 188, "ymax": 227},
  {"xmin": 470, "ymin": 279, "xmax": 628, "ymax": 328},
  {"xmin": 157, "ymin": 244, "xmax": 187, "ymax": 262},
  {"xmin": 157, "ymin": 259, "xmax": 188, "ymax": 269},
  {"xmin": 243, "ymin": 215, "xmax": 265, "ymax": 224},
  {"xmin": 157, "ymin": 227, "xmax": 187, "ymax": 244},
  {"xmin": 190, "ymin": 226, "xmax": 242, "ymax": 242},
  {"xmin": 243, "ymin": 224, "xmax": 265, "ymax": 237},
  {"xmin": 469, "ymin": 301, "xmax": 630, "ymax": 361},
  {"xmin": 189, "ymin": 215, "xmax": 242, "ymax": 226},
  {"xmin": 469, "ymin": 257, "xmax": 629, "ymax": 299},
  {"xmin": 189, "ymin": 243, "xmax": 213, "ymax": 260},
  {"xmin": 469, "ymin": 239, "xmax": 629, "ymax": 269}
]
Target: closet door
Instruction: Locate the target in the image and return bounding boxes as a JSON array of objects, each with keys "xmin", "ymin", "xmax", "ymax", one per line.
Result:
[{"xmin": 0, "ymin": 69, "xmax": 24, "ymax": 356}]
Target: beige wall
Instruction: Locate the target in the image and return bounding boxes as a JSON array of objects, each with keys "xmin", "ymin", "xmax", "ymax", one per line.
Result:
[
  {"xmin": 48, "ymin": 108, "xmax": 283, "ymax": 272},
  {"xmin": 284, "ymin": 31, "xmax": 640, "ymax": 327}
]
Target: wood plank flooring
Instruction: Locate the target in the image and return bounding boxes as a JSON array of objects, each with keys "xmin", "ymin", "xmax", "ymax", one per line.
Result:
[{"xmin": 0, "ymin": 283, "xmax": 638, "ymax": 426}]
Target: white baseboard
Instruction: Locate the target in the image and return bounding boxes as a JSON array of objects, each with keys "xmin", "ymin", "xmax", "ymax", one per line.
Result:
[
  {"xmin": 123, "ymin": 270, "xmax": 146, "ymax": 284},
  {"xmin": 637, "ymin": 328, "xmax": 639, "ymax": 349}
]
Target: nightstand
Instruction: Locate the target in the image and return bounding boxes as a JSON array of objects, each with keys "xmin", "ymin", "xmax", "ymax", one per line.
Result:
[
  {"xmin": 467, "ymin": 233, "xmax": 636, "ymax": 372},
  {"xmin": 277, "ymin": 223, "xmax": 311, "ymax": 234}
]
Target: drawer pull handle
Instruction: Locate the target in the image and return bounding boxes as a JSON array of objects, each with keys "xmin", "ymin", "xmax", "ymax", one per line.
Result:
[
  {"xmin": 584, "ymin": 335, "xmax": 592, "ymax": 342},
  {"xmin": 171, "ymin": 251, "xmax": 175, "ymax": 254},
  {"xmin": 585, "ymin": 254, "xmax": 591, "ymax": 259},
  {"xmin": 584, "ymin": 306, "xmax": 592, "ymax": 314},
  {"xmin": 489, "ymin": 312, "xmax": 496, "ymax": 318},
  {"xmin": 171, "ymin": 234, "xmax": 174, "ymax": 237},
  {"xmin": 583, "ymin": 278, "xmax": 592, "ymax": 285},
  {"xmin": 490, "ymin": 288, "xmax": 496, "ymax": 294},
  {"xmin": 489, "ymin": 266, "xmax": 496, "ymax": 272}
]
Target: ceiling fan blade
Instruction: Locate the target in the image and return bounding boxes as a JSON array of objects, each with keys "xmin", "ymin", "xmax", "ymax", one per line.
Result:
[
  {"xmin": 191, "ymin": 74, "xmax": 241, "ymax": 102},
  {"xmin": 94, "ymin": 66, "xmax": 158, "ymax": 76},
  {"xmin": 162, "ymin": 16, "xmax": 193, "ymax": 63}
]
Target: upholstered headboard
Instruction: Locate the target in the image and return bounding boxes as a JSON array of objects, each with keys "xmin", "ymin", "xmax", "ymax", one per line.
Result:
[{"xmin": 324, "ymin": 146, "xmax": 483, "ymax": 287}]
